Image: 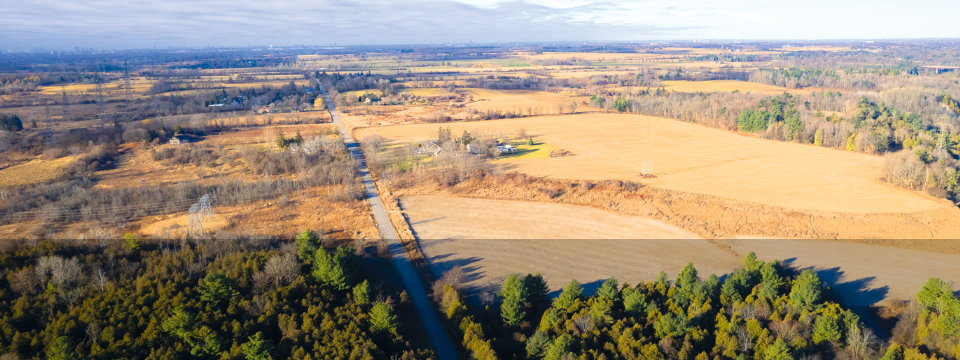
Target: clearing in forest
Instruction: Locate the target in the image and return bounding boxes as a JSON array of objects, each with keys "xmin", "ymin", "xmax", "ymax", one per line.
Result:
[
  {"xmin": 465, "ymin": 89, "xmax": 592, "ymax": 114},
  {"xmin": 357, "ymin": 113, "xmax": 944, "ymax": 213}
]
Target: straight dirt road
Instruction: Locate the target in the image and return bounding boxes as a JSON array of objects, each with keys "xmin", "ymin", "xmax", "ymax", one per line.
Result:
[{"xmin": 318, "ymin": 85, "xmax": 458, "ymax": 360}]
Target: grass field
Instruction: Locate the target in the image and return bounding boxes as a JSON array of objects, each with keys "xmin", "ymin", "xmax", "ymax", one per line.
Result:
[
  {"xmin": 0, "ymin": 156, "xmax": 77, "ymax": 187},
  {"xmin": 357, "ymin": 113, "xmax": 945, "ymax": 213},
  {"xmin": 660, "ymin": 80, "xmax": 808, "ymax": 95}
]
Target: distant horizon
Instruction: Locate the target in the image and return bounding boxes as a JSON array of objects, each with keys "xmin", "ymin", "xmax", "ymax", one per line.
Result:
[
  {"xmin": 7, "ymin": 38, "xmax": 960, "ymax": 53},
  {"xmin": 3, "ymin": 0, "xmax": 958, "ymax": 51}
]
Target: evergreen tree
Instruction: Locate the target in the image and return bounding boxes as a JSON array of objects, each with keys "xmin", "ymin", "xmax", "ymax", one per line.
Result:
[
  {"xmin": 189, "ymin": 326, "xmax": 222, "ymax": 357},
  {"xmin": 241, "ymin": 332, "xmax": 274, "ymax": 360},
  {"xmin": 313, "ymin": 249, "xmax": 349, "ymax": 290},
  {"xmin": 812, "ymin": 314, "xmax": 841, "ymax": 344},
  {"xmin": 501, "ymin": 274, "xmax": 528, "ymax": 304},
  {"xmin": 589, "ymin": 300, "xmax": 613, "ymax": 326},
  {"xmin": 296, "ymin": 229, "xmax": 322, "ymax": 264},
  {"xmin": 623, "ymin": 287, "xmax": 648, "ymax": 315},
  {"xmin": 543, "ymin": 335, "xmax": 572, "ymax": 360},
  {"xmin": 917, "ymin": 278, "xmax": 952, "ymax": 309},
  {"xmin": 553, "ymin": 279, "xmax": 582, "ymax": 310},
  {"xmin": 614, "ymin": 96, "xmax": 629, "ymax": 113},
  {"xmin": 846, "ymin": 133, "xmax": 857, "ymax": 151},
  {"xmin": 198, "ymin": 270, "xmax": 237, "ymax": 307},
  {"xmin": 370, "ymin": 302, "xmax": 399, "ymax": 333},
  {"xmin": 501, "ymin": 295, "xmax": 526, "ymax": 327},
  {"xmin": 353, "ymin": 280, "xmax": 371, "ymax": 305},
  {"xmin": 596, "ymin": 277, "xmax": 619, "ymax": 301},
  {"xmin": 790, "ymin": 270, "xmax": 822, "ymax": 308},
  {"xmin": 526, "ymin": 330, "xmax": 551, "ymax": 358},
  {"xmin": 765, "ymin": 338, "xmax": 793, "ymax": 360},
  {"xmin": 162, "ymin": 307, "xmax": 195, "ymax": 340},
  {"xmin": 294, "ymin": 129, "xmax": 304, "ymax": 145},
  {"xmin": 47, "ymin": 336, "xmax": 76, "ymax": 360},
  {"xmin": 276, "ymin": 129, "xmax": 287, "ymax": 149},
  {"xmin": 524, "ymin": 273, "xmax": 550, "ymax": 307},
  {"xmin": 814, "ymin": 128, "xmax": 824, "ymax": 146}
]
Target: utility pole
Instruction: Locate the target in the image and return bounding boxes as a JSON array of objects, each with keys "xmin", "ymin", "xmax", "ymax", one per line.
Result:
[{"xmin": 60, "ymin": 86, "xmax": 69, "ymax": 123}]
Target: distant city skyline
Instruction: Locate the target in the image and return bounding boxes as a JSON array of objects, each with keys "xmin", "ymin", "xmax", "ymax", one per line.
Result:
[{"xmin": 2, "ymin": 0, "xmax": 958, "ymax": 51}]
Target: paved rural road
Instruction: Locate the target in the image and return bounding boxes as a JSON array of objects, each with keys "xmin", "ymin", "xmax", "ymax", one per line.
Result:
[{"xmin": 317, "ymin": 84, "xmax": 459, "ymax": 360}]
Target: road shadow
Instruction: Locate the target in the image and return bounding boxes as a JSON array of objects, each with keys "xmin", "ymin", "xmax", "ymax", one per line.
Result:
[{"xmin": 546, "ymin": 278, "xmax": 608, "ymax": 299}]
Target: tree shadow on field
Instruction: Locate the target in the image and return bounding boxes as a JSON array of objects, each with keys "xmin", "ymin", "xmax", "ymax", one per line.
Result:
[
  {"xmin": 781, "ymin": 258, "xmax": 890, "ymax": 337},
  {"xmin": 546, "ymin": 278, "xmax": 607, "ymax": 299}
]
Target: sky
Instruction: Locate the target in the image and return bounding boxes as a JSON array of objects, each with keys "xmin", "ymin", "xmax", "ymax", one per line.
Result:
[{"xmin": 1, "ymin": 0, "xmax": 958, "ymax": 50}]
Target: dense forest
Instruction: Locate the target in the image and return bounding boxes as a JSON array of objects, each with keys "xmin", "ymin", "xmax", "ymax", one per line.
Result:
[
  {"xmin": 0, "ymin": 232, "xmax": 436, "ymax": 359},
  {"xmin": 432, "ymin": 254, "xmax": 960, "ymax": 360}
]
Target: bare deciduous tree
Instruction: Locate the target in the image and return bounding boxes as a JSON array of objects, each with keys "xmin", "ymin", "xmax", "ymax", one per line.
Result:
[
  {"xmin": 737, "ymin": 327, "xmax": 754, "ymax": 353},
  {"xmin": 86, "ymin": 321, "xmax": 102, "ymax": 343},
  {"xmin": 263, "ymin": 253, "xmax": 300, "ymax": 287},
  {"xmin": 573, "ymin": 315, "xmax": 594, "ymax": 334},
  {"xmin": 10, "ymin": 267, "xmax": 40, "ymax": 295}
]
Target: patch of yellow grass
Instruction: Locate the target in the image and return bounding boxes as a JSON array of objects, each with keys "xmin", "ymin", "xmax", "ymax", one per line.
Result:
[
  {"xmin": 400, "ymin": 88, "xmax": 448, "ymax": 96},
  {"xmin": 495, "ymin": 139, "xmax": 558, "ymax": 160},
  {"xmin": 343, "ymin": 89, "xmax": 384, "ymax": 99},
  {"xmin": 0, "ymin": 156, "xmax": 77, "ymax": 187}
]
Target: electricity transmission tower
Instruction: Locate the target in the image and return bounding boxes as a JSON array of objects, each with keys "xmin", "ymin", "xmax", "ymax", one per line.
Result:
[
  {"xmin": 199, "ymin": 194, "xmax": 214, "ymax": 222},
  {"xmin": 188, "ymin": 204, "xmax": 203, "ymax": 237},
  {"xmin": 935, "ymin": 121, "xmax": 952, "ymax": 158},
  {"xmin": 95, "ymin": 62, "xmax": 105, "ymax": 123},
  {"xmin": 60, "ymin": 87, "xmax": 69, "ymax": 122},
  {"xmin": 123, "ymin": 61, "xmax": 132, "ymax": 102}
]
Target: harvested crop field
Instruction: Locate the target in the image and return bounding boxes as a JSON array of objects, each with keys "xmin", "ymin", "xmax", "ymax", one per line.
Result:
[
  {"xmin": 357, "ymin": 114, "xmax": 944, "ymax": 213},
  {"xmin": 405, "ymin": 196, "xmax": 960, "ymax": 321},
  {"xmin": 0, "ymin": 156, "xmax": 77, "ymax": 187},
  {"xmin": 661, "ymin": 80, "xmax": 808, "ymax": 95},
  {"xmin": 401, "ymin": 195, "xmax": 699, "ymax": 239},
  {"xmin": 466, "ymin": 90, "xmax": 592, "ymax": 113}
]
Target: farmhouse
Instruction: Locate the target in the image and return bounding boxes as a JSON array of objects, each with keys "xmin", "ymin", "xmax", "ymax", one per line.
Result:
[
  {"xmin": 169, "ymin": 135, "xmax": 191, "ymax": 144},
  {"xmin": 415, "ymin": 141, "xmax": 442, "ymax": 156}
]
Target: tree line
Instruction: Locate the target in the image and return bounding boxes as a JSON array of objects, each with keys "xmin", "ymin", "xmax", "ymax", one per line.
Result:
[{"xmin": 0, "ymin": 231, "xmax": 437, "ymax": 359}]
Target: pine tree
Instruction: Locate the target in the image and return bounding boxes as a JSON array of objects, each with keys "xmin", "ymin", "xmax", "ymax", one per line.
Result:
[
  {"xmin": 161, "ymin": 307, "xmax": 195, "ymax": 340},
  {"xmin": 526, "ymin": 330, "xmax": 551, "ymax": 358},
  {"xmin": 623, "ymin": 287, "xmax": 648, "ymax": 315},
  {"xmin": 277, "ymin": 129, "xmax": 287, "ymax": 149},
  {"xmin": 294, "ymin": 129, "xmax": 304, "ymax": 145},
  {"xmin": 501, "ymin": 295, "xmax": 526, "ymax": 327},
  {"xmin": 790, "ymin": 270, "xmax": 822, "ymax": 308},
  {"xmin": 241, "ymin": 332, "xmax": 274, "ymax": 360},
  {"xmin": 524, "ymin": 273, "xmax": 550, "ymax": 307},
  {"xmin": 596, "ymin": 277, "xmax": 619, "ymax": 301},
  {"xmin": 589, "ymin": 299, "xmax": 613, "ymax": 326},
  {"xmin": 198, "ymin": 270, "xmax": 236, "ymax": 307},
  {"xmin": 370, "ymin": 302, "xmax": 398, "ymax": 333},
  {"xmin": 313, "ymin": 250, "xmax": 348, "ymax": 290},
  {"xmin": 47, "ymin": 336, "xmax": 76, "ymax": 360},
  {"xmin": 296, "ymin": 229, "xmax": 322, "ymax": 264},
  {"xmin": 553, "ymin": 279, "xmax": 582, "ymax": 309},
  {"xmin": 501, "ymin": 274, "xmax": 528, "ymax": 304},
  {"xmin": 765, "ymin": 338, "xmax": 793, "ymax": 360},
  {"xmin": 812, "ymin": 314, "xmax": 841, "ymax": 344},
  {"xmin": 544, "ymin": 335, "xmax": 572, "ymax": 360},
  {"xmin": 353, "ymin": 280, "xmax": 371, "ymax": 305}
]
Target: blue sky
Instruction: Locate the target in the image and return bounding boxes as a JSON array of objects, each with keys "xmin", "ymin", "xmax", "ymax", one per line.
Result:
[{"xmin": 1, "ymin": 0, "xmax": 958, "ymax": 50}]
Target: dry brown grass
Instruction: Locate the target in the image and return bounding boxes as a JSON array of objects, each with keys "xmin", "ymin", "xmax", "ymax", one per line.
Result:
[
  {"xmin": 357, "ymin": 113, "xmax": 948, "ymax": 214},
  {"xmin": 659, "ymin": 80, "xmax": 811, "ymax": 95},
  {"xmin": 466, "ymin": 90, "xmax": 593, "ymax": 114},
  {"xmin": 0, "ymin": 155, "xmax": 78, "ymax": 187}
]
